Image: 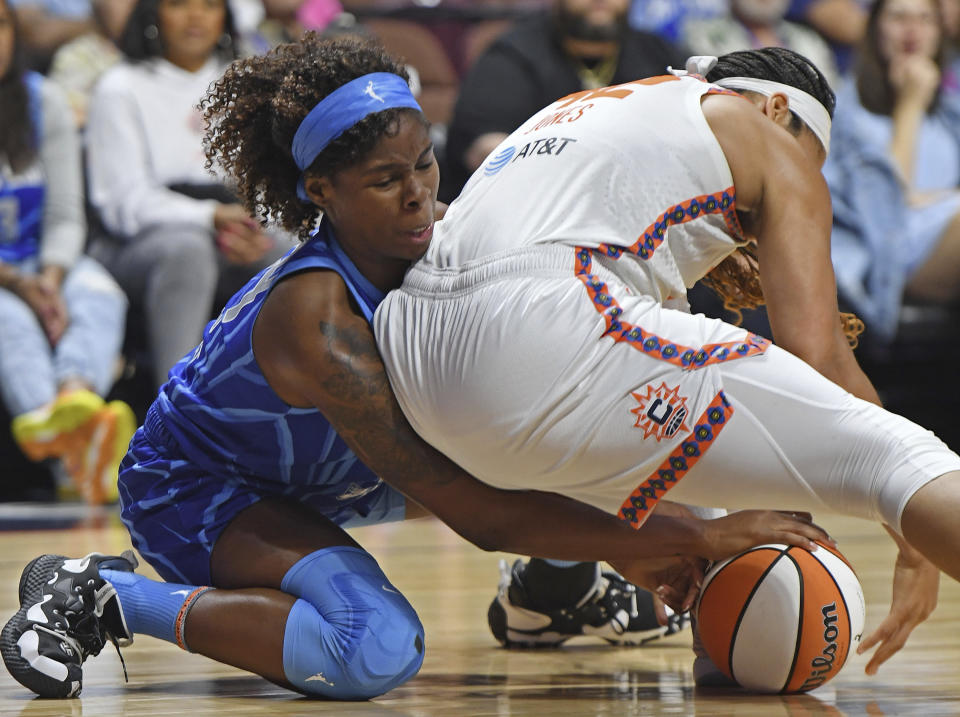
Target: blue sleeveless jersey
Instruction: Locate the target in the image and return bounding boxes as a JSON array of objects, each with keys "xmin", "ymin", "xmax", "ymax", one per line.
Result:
[
  {"xmin": 0, "ymin": 72, "xmax": 44, "ymax": 262},
  {"xmin": 150, "ymin": 220, "xmax": 386, "ymax": 498}
]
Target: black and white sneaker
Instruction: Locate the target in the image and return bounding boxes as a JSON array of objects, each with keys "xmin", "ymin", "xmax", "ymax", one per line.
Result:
[
  {"xmin": 487, "ymin": 559, "xmax": 689, "ymax": 647},
  {"xmin": 1, "ymin": 551, "xmax": 137, "ymax": 698}
]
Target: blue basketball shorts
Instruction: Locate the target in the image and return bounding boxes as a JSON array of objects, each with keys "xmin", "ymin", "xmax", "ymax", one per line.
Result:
[{"xmin": 117, "ymin": 425, "xmax": 406, "ymax": 586}]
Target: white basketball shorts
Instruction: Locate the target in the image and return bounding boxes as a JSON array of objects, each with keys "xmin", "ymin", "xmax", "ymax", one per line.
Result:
[{"xmin": 374, "ymin": 245, "xmax": 960, "ymax": 533}]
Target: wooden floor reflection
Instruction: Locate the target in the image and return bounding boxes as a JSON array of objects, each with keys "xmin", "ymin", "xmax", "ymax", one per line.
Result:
[{"xmin": 0, "ymin": 510, "xmax": 958, "ymax": 716}]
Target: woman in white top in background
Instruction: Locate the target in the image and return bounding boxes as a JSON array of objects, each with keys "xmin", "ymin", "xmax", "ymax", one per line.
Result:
[{"xmin": 85, "ymin": 0, "xmax": 287, "ymax": 389}]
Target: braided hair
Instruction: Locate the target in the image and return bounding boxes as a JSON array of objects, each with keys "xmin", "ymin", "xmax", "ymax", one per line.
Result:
[
  {"xmin": 706, "ymin": 47, "xmax": 836, "ymax": 117},
  {"xmin": 700, "ymin": 48, "xmax": 862, "ymax": 345},
  {"xmin": 201, "ymin": 33, "xmax": 421, "ymax": 240}
]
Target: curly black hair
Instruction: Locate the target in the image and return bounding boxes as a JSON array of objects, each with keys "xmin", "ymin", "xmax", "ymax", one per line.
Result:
[
  {"xmin": 0, "ymin": 1, "xmax": 35, "ymax": 173},
  {"xmin": 201, "ymin": 33, "xmax": 422, "ymax": 240},
  {"xmin": 703, "ymin": 48, "xmax": 862, "ymax": 346}
]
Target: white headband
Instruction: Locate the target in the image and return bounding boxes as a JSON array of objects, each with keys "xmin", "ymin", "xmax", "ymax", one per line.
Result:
[{"xmin": 668, "ymin": 55, "xmax": 832, "ymax": 156}]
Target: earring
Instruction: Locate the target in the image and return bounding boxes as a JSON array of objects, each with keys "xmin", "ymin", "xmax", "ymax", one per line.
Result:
[
  {"xmin": 217, "ymin": 32, "xmax": 232, "ymax": 49},
  {"xmin": 144, "ymin": 24, "xmax": 159, "ymax": 40}
]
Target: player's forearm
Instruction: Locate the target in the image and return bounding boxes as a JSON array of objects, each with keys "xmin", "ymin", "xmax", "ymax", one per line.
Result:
[
  {"xmin": 335, "ymin": 392, "xmax": 705, "ymax": 561},
  {"xmin": 428, "ymin": 485, "xmax": 706, "ymax": 562},
  {"xmin": 798, "ymin": 329, "xmax": 882, "ymax": 407}
]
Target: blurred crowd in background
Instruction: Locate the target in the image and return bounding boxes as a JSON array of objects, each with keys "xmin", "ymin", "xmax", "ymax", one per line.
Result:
[{"xmin": 2, "ymin": 0, "xmax": 959, "ymax": 502}]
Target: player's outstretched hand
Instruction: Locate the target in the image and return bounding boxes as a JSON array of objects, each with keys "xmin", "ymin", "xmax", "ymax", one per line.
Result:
[
  {"xmin": 699, "ymin": 509, "xmax": 835, "ymax": 562},
  {"xmin": 858, "ymin": 525, "xmax": 939, "ymax": 675}
]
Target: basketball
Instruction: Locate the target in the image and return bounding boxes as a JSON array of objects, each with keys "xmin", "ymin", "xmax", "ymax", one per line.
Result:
[{"xmin": 695, "ymin": 543, "xmax": 866, "ymax": 693}]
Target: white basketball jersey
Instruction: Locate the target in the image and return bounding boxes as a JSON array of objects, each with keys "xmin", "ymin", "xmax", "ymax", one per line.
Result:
[{"xmin": 425, "ymin": 75, "xmax": 747, "ymax": 308}]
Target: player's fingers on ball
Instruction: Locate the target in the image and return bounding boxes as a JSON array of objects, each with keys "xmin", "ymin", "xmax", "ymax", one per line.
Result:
[
  {"xmin": 681, "ymin": 580, "xmax": 699, "ymax": 612},
  {"xmin": 797, "ymin": 523, "xmax": 835, "ymax": 548},
  {"xmin": 791, "ymin": 517, "xmax": 832, "ymax": 542},
  {"xmin": 779, "ymin": 530, "xmax": 820, "ymax": 551},
  {"xmin": 655, "ymin": 585, "xmax": 681, "ymax": 614},
  {"xmin": 687, "ymin": 559, "xmax": 706, "ymax": 588}
]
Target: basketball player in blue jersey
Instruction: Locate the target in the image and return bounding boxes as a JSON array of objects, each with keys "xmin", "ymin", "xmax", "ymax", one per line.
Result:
[{"xmin": 0, "ymin": 36, "xmax": 830, "ymax": 700}]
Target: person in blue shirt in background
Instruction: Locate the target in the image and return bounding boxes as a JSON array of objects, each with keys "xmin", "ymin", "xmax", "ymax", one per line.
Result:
[
  {"xmin": 825, "ymin": 0, "xmax": 960, "ymax": 342},
  {"xmin": 0, "ymin": 0, "xmax": 133, "ymax": 505}
]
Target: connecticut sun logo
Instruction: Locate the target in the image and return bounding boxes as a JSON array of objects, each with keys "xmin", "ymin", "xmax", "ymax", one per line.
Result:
[{"xmin": 630, "ymin": 382, "xmax": 690, "ymax": 441}]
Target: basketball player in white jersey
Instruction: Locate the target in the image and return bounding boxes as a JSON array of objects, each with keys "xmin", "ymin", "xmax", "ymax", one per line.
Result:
[{"xmin": 374, "ymin": 47, "xmax": 960, "ymax": 676}]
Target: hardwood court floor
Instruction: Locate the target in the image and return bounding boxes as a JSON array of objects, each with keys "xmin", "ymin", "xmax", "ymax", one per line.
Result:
[{"xmin": 0, "ymin": 508, "xmax": 959, "ymax": 717}]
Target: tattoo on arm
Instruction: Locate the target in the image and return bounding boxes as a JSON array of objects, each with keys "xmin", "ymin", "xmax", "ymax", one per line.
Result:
[{"xmin": 313, "ymin": 317, "xmax": 459, "ymax": 490}]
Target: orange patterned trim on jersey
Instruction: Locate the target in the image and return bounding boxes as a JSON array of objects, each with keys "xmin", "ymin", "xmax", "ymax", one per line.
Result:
[
  {"xmin": 618, "ymin": 391, "xmax": 734, "ymax": 529},
  {"xmin": 594, "ymin": 186, "xmax": 744, "ymax": 264},
  {"xmin": 574, "ymin": 248, "xmax": 770, "ymax": 369}
]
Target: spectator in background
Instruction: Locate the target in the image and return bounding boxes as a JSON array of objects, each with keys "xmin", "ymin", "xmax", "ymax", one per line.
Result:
[
  {"xmin": 86, "ymin": 0, "xmax": 289, "ymax": 390},
  {"xmin": 787, "ymin": 0, "xmax": 868, "ymax": 71},
  {"xmin": 6, "ymin": 0, "xmax": 94, "ymax": 70},
  {"xmin": 47, "ymin": 0, "xmax": 134, "ymax": 128},
  {"xmin": 628, "ymin": 0, "xmax": 726, "ymax": 42},
  {"xmin": 442, "ymin": 0, "xmax": 686, "ymax": 201},
  {"xmin": 0, "ymin": 0, "xmax": 134, "ymax": 504},
  {"xmin": 824, "ymin": 0, "xmax": 960, "ymax": 342},
  {"xmin": 683, "ymin": 0, "xmax": 839, "ymax": 86},
  {"xmin": 241, "ymin": 0, "xmax": 346, "ymax": 55},
  {"xmin": 629, "ymin": 0, "xmax": 869, "ymax": 72},
  {"xmin": 940, "ymin": 0, "xmax": 960, "ymax": 78}
]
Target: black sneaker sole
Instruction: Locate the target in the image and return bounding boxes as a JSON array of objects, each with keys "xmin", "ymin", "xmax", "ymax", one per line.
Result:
[
  {"xmin": 487, "ymin": 597, "xmax": 574, "ymax": 648},
  {"xmin": 1, "ymin": 605, "xmax": 81, "ymax": 698},
  {"xmin": 18, "ymin": 554, "xmax": 67, "ymax": 606},
  {"xmin": 487, "ymin": 596, "xmax": 511, "ymax": 646}
]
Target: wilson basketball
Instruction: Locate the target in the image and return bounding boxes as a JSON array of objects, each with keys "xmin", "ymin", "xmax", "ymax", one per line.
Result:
[{"xmin": 695, "ymin": 543, "xmax": 865, "ymax": 693}]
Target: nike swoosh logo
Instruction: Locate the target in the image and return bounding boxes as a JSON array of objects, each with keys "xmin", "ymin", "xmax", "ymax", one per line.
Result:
[
  {"xmin": 382, "ymin": 584, "xmax": 400, "ymax": 594},
  {"xmin": 170, "ymin": 589, "xmax": 191, "ymax": 597}
]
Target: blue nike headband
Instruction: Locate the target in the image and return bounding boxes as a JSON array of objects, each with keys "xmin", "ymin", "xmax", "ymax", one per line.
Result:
[{"xmin": 292, "ymin": 72, "xmax": 422, "ymax": 202}]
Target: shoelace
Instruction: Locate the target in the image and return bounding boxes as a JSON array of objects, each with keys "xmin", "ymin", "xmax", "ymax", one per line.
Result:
[
  {"xmin": 107, "ymin": 634, "xmax": 129, "ymax": 683},
  {"xmin": 63, "ymin": 608, "xmax": 129, "ymax": 683},
  {"xmin": 58, "ymin": 577, "xmax": 130, "ymax": 684},
  {"xmin": 61, "ymin": 605, "xmax": 106, "ymax": 657}
]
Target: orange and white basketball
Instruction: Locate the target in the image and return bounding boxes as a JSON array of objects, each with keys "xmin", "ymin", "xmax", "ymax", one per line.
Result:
[{"xmin": 695, "ymin": 542, "xmax": 865, "ymax": 693}]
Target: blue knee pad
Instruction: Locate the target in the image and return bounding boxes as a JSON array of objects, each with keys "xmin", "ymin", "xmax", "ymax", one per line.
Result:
[{"xmin": 280, "ymin": 546, "xmax": 425, "ymax": 699}]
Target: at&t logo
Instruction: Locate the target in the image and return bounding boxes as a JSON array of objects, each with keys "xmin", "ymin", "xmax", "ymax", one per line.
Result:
[{"xmin": 483, "ymin": 146, "xmax": 516, "ymax": 176}]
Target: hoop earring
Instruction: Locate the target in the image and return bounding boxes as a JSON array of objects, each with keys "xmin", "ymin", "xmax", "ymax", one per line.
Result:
[{"xmin": 217, "ymin": 33, "xmax": 232, "ymax": 49}]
